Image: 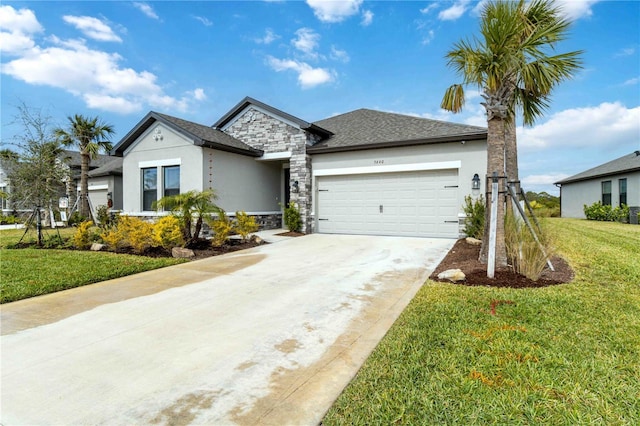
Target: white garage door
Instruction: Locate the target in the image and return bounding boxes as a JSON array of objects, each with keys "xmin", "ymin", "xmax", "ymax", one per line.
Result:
[{"xmin": 316, "ymin": 169, "xmax": 459, "ymax": 238}]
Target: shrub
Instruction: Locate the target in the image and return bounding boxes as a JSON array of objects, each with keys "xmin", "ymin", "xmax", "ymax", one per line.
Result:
[
  {"xmin": 505, "ymin": 212, "xmax": 554, "ymax": 281},
  {"xmin": 100, "ymin": 216, "xmax": 154, "ymax": 254},
  {"xmin": 584, "ymin": 201, "xmax": 629, "ymax": 222},
  {"xmin": 282, "ymin": 201, "xmax": 302, "ymax": 233},
  {"xmin": 462, "ymin": 195, "xmax": 485, "ymax": 239},
  {"xmin": 73, "ymin": 220, "xmax": 95, "ymax": 249},
  {"xmin": 210, "ymin": 210, "xmax": 234, "ymax": 247},
  {"xmin": 0, "ymin": 214, "xmax": 21, "ymax": 225},
  {"xmin": 153, "ymin": 215, "xmax": 184, "ymax": 249},
  {"xmin": 235, "ymin": 211, "xmax": 258, "ymax": 242},
  {"xmin": 68, "ymin": 211, "xmax": 87, "ymax": 227}
]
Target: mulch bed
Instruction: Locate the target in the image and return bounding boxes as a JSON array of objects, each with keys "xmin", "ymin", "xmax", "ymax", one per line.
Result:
[
  {"xmin": 429, "ymin": 238, "xmax": 574, "ymax": 288},
  {"xmin": 274, "ymin": 231, "xmax": 305, "ymax": 237}
]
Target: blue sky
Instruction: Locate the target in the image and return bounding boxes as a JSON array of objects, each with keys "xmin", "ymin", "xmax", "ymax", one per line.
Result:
[{"xmin": 1, "ymin": 0, "xmax": 639, "ymax": 195}]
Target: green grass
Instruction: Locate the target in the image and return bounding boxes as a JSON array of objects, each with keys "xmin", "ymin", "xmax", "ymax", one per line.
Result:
[
  {"xmin": 1, "ymin": 227, "xmax": 186, "ymax": 303},
  {"xmin": 324, "ymin": 219, "xmax": 640, "ymax": 425}
]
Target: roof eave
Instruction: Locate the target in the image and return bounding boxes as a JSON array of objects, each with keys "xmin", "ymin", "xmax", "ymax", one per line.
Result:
[
  {"xmin": 198, "ymin": 140, "xmax": 264, "ymax": 157},
  {"xmin": 555, "ymin": 166, "xmax": 640, "ymax": 185}
]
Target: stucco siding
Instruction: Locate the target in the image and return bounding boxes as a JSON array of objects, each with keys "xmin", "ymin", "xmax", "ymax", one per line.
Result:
[
  {"xmin": 206, "ymin": 148, "xmax": 281, "ymax": 213},
  {"xmin": 121, "ymin": 123, "xmax": 203, "ymax": 212},
  {"xmin": 310, "ymin": 139, "xmax": 487, "ymax": 220},
  {"xmin": 561, "ymin": 171, "xmax": 640, "ymax": 218}
]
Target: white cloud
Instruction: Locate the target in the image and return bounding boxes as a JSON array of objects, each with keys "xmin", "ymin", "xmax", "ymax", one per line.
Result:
[
  {"xmin": 191, "ymin": 88, "xmax": 207, "ymax": 101},
  {"xmin": 522, "ymin": 173, "xmax": 570, "ymax": 187},
  {"xmin": 133, "ymin": 2, "xmax": 160, "ymax": 20},
  {"xmin": 63, "ymin": 15, "xmax": 122, "ymax": 42},
  {"xmin": 193, "ymin": 15, "xmax": 212, "ymax": 26},
  {"xmin": 292, "ymin": 28, "xmax": 320, "ymax": 58},
  {"xmin": 518, "ymin": 102, "xmax": 640, "ymax": 151},
  {"xmin": 361, "ymin": 10, "xmax": 373, "ymax": 26},
  {"xmin": 615, "ymin": 47, "xmax": 636, "ymax": 57},
  {"xmin": 254, "ymin": 28, "xmax": 279, "ymax": 44},
  {"xmin": 438, "ymin": 1, "xmax": 469, "ymax": 21},
  {"xmin": 420, "ymin": 4, "xmax": 439, "ymax": 15},
  {"xmin": 421, "ymin": 29, "xmax": 435, "ymax": 45},
  {"xmin": 0, "ymin": 5, "xmax": 43, "ymax": 54},
  {"xmin": 622, "ymin": 77, "xmax": 639, "ymax": 86},
  {"xmin": 306, "ymin": 0, "xmax": 362, "ymax": 23},
  {"xmin": 1, "ymin": 24, "xmax": 203, "ymax": 114},
  {"xmin": 266, "ymin": 56, "xmax": 334, "ymax": 88},
  {"xmin": 555, "ymin": 0, "xmax": 600, "ymax": 21},
  {"xmin": 330, "ymin": 46, "xmax": 349, "ymax": 63}
]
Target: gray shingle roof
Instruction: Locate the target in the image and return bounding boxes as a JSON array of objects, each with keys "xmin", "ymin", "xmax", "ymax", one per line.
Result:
[
  {"xmin": 555, "ymin": 151, "xmax": 640, "ymax": 185},
  {"xmin": 308, "ymin": 109, "xmax": 487, "ymax": 153},
  {"xmin": 88, "ymin": 157, "xmax": 123, "ymax": 177},
  {"xmin": 62, "ymin": 150, "xmax": 115, "ymax": 169},
  {"xmin": 112, "ymin": 111, "xmax": 262, "ymax": 157}
]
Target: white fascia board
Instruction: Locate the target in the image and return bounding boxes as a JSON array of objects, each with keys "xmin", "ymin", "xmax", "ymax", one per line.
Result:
[
  {"xmin": 138, "ymin": 158, "xmax": 182, "ymax": 168},
  {"xmin": 88, "ymin": 184, "xmax": 109, "ymax": 191},
  {"xmin": 256, "ymin": 152, "xmax": 292, "ymax": 161},
  {"xmin": 220, "ymin": 105, "xmax": 302, "ymax": 132},
  {"xmin": 313, "ymin": 161, "xmax": 461, "ymax": 177}
]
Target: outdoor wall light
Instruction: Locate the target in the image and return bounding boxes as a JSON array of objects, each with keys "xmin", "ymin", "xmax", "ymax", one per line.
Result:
[
  {"xmin": 292, "ymin": 180, "xmax": 299, "ymax": 193},
  {"xmin": 472, "ymin": 173, "xmax": 481, "ymax": 190}
]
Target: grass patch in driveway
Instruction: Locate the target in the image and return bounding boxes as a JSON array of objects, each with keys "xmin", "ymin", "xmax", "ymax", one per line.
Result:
[
  {"xmin": 323, "ymin": 219, "xmax": 640, "ymax": 425},
  {"xmin": 1, "ymin": 228, "xmax": 185, "ymax": 303}
]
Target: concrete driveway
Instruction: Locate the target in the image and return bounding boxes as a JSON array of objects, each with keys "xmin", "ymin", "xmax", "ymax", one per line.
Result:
[{"xmin": 1, "ymin": 233, "xmax": 454, "ymax": 425}]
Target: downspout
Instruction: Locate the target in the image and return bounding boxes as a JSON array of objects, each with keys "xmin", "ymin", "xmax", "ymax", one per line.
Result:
[{"xmin": 554, "ymin": 183, "xmax": 562, "ymax": 217}]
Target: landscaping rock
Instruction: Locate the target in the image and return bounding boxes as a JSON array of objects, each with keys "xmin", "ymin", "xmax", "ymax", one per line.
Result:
[
  {"xmin": 90, "ymin": 243, "xmax": 105, "ymax": 251},
  {"xmin": 253, "ymin": 236, "xmax": 264, "ymax": 244},
  {"xmin": 466, "ymin": 237, "xmax": 482, "ymax": 246},
  {"xmin": 437, "ymin": 268, "xmax": 466, "ymax": 282},
  {"xmin": 172, "ymin": 247, "xmax": 195, "ymax": 258}
]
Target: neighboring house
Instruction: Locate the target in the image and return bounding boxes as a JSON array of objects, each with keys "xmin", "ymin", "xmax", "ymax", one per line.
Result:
[
  {"xmin": 0, "ymin": 158, "xmax": 13, "ymax": 214},
  {"xmin": 555, "ymin": 151, "xmax": 640, "ymax": 221},
  {"xmin": 112, "ymin": 97, "xmax": 488, "ymax": 238},
  {"xmin": 63, "ymin": 150, "xmax": 123, "ymax": 212}
]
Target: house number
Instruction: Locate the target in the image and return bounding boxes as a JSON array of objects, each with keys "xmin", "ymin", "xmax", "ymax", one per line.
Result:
[{"xmin": 374, "ymin": 160, "xmax": 384, "ymax": 165}]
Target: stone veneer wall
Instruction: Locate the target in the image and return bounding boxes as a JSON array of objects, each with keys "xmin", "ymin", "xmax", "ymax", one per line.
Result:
[{"xmin": 223, "ymin": 107, "xmax": 316, "ymax": 233}]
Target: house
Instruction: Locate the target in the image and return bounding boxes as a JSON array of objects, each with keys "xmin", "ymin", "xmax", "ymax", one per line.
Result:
[
  {"xmin": 555, "ymin": 151, "xmax": 640, "ymax": 222},
  {"xmin": 112, "ymin": 97, "xmax": 488, "ymax": 238},
  {"xmin": 62, "ymin": 150, "xmax": 123, "ymax": 213}
]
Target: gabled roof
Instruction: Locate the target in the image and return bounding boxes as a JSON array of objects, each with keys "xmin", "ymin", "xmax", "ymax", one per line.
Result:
[
  {"xmin": 213, "ymin": 96, "xmax": 333, "ymax": 138},
  {"xmin": 62, "ymin": 150, "xmax": 115, "ymax": 169},
  {"xmin": 307, "ymin": 109, "xmax": 487, "ymax": 153},
  {"xmin": 111, "ymin": 111, "xmax": 263, "ymax": 157},
  {"xmin": 555, "ymin": 151, "xmax": 640, "ymax": 185},
  {"xmin": 88, "ymin": 157, "xmax": 123, "ymax": 177}
]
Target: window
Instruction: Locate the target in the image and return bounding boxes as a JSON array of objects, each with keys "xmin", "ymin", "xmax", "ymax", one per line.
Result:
[
  {"xmin": 142, "ymin": 168, "xmax": 157, "ymax": 211},
  {"xmin": 619, "ymin": 178, "xmax": 627, "ymax": 206},
  {"xmin": 602, "ymin": 180, "xmax": 612, "ymax": 206},
  {"xmin": 163, "ymin": 166, "xmax": 180, "ymax": 197}
]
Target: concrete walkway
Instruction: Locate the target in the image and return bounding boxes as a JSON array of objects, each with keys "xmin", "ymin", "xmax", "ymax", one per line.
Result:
[{"xmin": 1, "ymin": 233, "xmax": 454, "ymax": 425}]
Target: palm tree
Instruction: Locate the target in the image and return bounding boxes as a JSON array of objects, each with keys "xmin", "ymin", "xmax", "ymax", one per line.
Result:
[
  {"xmin": 154, "ymin": 189, "xmax": 220, "ymax": 246},
  {"xmin": 54, "ymin": 115, "xmax": 115, "ymax": 218},
  {"xmin": 441, "ymin": 0, "xmax": 582, "ymax": 267}
]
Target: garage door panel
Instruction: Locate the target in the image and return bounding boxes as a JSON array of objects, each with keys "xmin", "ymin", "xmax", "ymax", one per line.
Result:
[{"xmin": 317, "ymin": 169, "xmax": 460, "ymax": 238}]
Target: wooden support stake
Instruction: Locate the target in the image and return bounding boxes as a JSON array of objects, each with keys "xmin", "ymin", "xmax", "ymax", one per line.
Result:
[{"xmin": 487, "ymin": 173, "xmax": 498, "ymax": 279}]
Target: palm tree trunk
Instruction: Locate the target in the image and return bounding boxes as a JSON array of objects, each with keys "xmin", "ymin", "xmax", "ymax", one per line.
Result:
[
  {"xmin": 479, "ymin": 116, "xmax": 508, "ymax": 267},
  {"xmin": 505, "ymin": 117, "xmax": 519, "ymax": 195},
  {"xmin": 80, "ymin": 151, "xmax": 90, "ymax": 218}
]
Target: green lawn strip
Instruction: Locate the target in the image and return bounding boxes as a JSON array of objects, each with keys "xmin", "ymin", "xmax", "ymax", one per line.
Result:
[
  {"xmin": 1, "ymin": 248, "xmax": 185, "ymax": 303},
  {"xmin": 324, "ymin": 219, "xmax": 640, "ymax": 425}
]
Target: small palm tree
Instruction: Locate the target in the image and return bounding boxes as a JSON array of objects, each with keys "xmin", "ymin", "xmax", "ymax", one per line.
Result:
[
  {"xmin": 54, "ymin": 115, "xmax": 115, "ymax": 218},
  {"xmin": 154, "ymin": 189, "xmax": 220, "ymax": 246},
  {"xmin": 441, "ymin": 0, "xmax": 582, "ymax": 267}
]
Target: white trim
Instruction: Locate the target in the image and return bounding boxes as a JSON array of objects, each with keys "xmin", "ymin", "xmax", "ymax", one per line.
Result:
[
  {"xmin": 88, "ymin": 184, "xmax": 109, "ymax": 191},
  {"xmin": 256, "ymin": 151, "xmax": 292, "ymax": 161},
  {"xmin": 220, "ymin": 105, "xmax": 302, "ymax": 132},
  {"xmin": 312, "ymin": 161, "xmax": 461, "ymax": 177},
  {"xmin": 138, "ymin": 158, "xmax": 182, "ymax": 168},
  {"xmin": 226, "ymin": 210, "xmax": 281, "ymax": 217}
]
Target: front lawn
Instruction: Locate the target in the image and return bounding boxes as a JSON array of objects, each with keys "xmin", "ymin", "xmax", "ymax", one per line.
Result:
[
  {"xmin": 324, "ymin": 219, "xmax": 640, "ymax": 424},
  {"xmin": 1, "ymin": 228, "xmax": 186, "ymax": 303}
]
